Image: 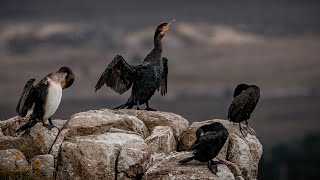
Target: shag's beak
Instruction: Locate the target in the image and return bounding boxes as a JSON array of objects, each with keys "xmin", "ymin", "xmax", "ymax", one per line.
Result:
[{"xmin": 163, "ymin": 19, "xmax": 176, "ymax": 32}]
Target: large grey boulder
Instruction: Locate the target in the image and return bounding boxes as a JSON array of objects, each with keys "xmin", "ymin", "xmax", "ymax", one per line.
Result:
[
  {"xmin": 56, "ymin": 132, "xmax": 144, "ymax": 180},
  {"xmin": 178, "ymin": 119, "xmax": 263, "ymax": 180},
  {"xmin": 65, "ymin": 109, "xmax": 150, "ymax": 138}
]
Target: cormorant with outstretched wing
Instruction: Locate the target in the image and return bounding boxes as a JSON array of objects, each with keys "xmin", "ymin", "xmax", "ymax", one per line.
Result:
[{"xmin": 95, "ymin": 20, "xmax": 174, "ymax": 110}]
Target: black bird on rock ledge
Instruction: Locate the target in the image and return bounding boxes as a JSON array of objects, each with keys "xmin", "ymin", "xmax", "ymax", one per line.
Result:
[
  {"xmin": 16, "ymin": 67, "xmax": 75, "ymax": 132},
  {"xmin": 95, "ymin": 20, "xmax": 175, "ymax": 111},
  {"xmin": 179, "ymin": 122, "xmax": 229, "ymax": 175},
  {"xmin": 228, "ymin": 84, "xmax": 260, "ymax": 136}
]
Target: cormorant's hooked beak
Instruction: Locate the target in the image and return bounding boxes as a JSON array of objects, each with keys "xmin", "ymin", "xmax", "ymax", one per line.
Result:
[{"xmin": 162, "ymin": 19, "xmax": 176, "ymax": 33}]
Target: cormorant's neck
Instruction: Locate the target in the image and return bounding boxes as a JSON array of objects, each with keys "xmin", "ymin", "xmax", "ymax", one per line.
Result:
[{"xmin": 154, "ymin": 31, "xmax": 164, "ymax": 50}]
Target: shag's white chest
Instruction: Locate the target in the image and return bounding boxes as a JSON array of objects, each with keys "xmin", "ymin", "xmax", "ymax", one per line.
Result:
[{"xmin": 44, "ymin": 80, "xmax": 62, "ymax": 120}]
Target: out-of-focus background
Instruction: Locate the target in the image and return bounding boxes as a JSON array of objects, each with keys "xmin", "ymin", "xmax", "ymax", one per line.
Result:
[{"xmin": 0, "ymin": 0, "xmax": 319, "ymax": 179}]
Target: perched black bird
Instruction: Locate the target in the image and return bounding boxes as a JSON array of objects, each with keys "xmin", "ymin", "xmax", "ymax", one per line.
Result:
[
  {"xmin": 227, "ymin": 84, "xmax": 260, "ymax": 136},
  {"xmin": 95, "ymin": 20, "xmax": 175, "ymax": 110},
  {"xmin": 16, "ymin": 67, "xmax": 75, "ymax": 132},
  {"xmin": 179, "ymin": 122, "xmax": 229, "ymax": 175}
]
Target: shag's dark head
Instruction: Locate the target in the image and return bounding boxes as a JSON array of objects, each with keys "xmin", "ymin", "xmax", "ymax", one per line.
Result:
[
  {"xmin": 58, "ymin": 66, "xmax": 75, "ymax": 89},
  {"xmin": 154, "ymin": 19, "xmax": 175, "ymax": 40},
  {"xmin": 233, "ymin": 84, "xmax": 250, "ymax": 98},
  {"xmin": 196, "ymin": 122, "xmax": 227, "ymax": 138}
]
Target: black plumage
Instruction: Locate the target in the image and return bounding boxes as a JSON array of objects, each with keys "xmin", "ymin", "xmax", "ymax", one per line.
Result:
[
  {"xmin": 179, "ymin": 122, "xmax": 229, "ymax": 175},
  {"xmin": 16, "ymin": 67, "xmax": 74, "ymax": 132},
  {"xmin": 227, "ymin": 84, "xmax": 260, "ymax": 136},
  {"xmin": 95, "ymin": 20, "xmax": 175, "ymax": 110}
]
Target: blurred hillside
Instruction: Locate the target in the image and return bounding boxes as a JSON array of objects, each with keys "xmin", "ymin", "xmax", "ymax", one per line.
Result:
[{"xmin": 0, "ymin": 0, "xmax": 320, "ymax": 161}]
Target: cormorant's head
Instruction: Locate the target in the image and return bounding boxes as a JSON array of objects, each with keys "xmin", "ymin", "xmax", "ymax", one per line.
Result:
[
  {"xmin": 58, "ymin": 66, "xmax": 75, "ymax": 89},
  {"xmin": 233, "ymin": 84, "xmax": 250, "ymax": 98},
  {"xmin": 155, "ymin": 19, "xmax": 175, "ymax": 36}
]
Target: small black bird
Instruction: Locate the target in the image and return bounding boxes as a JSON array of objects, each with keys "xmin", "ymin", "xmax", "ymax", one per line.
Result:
[
  {"xmin": 95, "ymin": 20, "xmax": 175, "ymax": 111},
  {"xmin": 16, "ymin": 67, "xmax": 75, "ymax": 132},
  {"xmin": 228, "ymin": 84, "xmax": 260, "ymax": 136},
  {"xmin": 179, "ymin": 122, "xmax": 229, "ymax": 175}
]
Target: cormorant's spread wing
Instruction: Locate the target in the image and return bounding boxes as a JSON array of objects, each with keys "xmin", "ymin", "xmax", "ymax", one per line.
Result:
[
  {"xmin": 191, "ymin": 131, "xmax": 225, "ymax": 150},
  {"xmin": 95, "ymin": 55, "xmax": 136, "ymax": 94},
  {"xmin": 16, "ymin": 79, "xmax": 36, "ymax": 117},
  {"xmin": 159, "ymin": 57, "xmax": 168, "ymax": 96}
]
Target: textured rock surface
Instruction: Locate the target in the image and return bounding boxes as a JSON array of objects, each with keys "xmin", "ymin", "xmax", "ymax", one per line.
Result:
[
  {"xmin": 116, "ymin": 110, "xmax": 189, "ymax": 140},
  {"xmin": 143, "ymin": 151, "xmax": 235, "ymax": 180},
  {"xmin": 65, "ymin": 109, "xmax": 150, "ymax": 138},
  {"xmin": 56, "ymin": 132, "xmax": 144, "ymax": 180},
  {"xmin": 0, "ymin": 111, "xmax": 32, "ymax": 136},
  {"xmin": 117, "ymin": 140, "xmax": 150, "ymax": 179},
  {"xmin": 145, "ymin": 126, "xmax": 176, "ymax": 154},
  {"xmin": 0, "ymin": 149, "xmax": 31, "ymax": 171},
  {"xmin": 32, "ymin": 154, "xmax": 55, "ymax": 179},
  {"xmin": 29, "ymin": 123, "xmax": 60, "ymax": 154},
  {"xmin": 0, "ymin": 109, "xmax": 263, "ymax": 180},
  {"xmin": 179, "ymin": 119, "xmax": 263, "ymax": 179}
]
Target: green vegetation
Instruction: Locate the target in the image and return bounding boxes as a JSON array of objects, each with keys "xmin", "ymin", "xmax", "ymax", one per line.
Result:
[{"xmin": 259, "ymin": 132, "xmax": 320, "ymax": 179}]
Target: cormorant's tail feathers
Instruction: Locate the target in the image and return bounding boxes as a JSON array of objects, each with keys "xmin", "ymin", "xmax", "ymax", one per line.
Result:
[
  {"xmin": 178, "ymin": 156, "xmax": 194, "ymax": 164},
  {"xmin": 114, "ymin": 99, "xmax": 135, "ymax": 110},
  {"xmin": 16, "ymin": 118, "xmax": 37, "ymax": 133}
]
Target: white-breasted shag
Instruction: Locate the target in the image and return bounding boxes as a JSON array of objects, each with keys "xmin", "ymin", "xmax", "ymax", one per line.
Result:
[{"xmin": 16, "ymin": 67, "xmax": 75, "ymax": 132}]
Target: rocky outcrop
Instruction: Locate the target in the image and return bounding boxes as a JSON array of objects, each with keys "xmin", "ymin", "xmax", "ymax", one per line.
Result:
[{"xmin": 0, "ymin": 109, "xmax": 262, "ymax": 180}]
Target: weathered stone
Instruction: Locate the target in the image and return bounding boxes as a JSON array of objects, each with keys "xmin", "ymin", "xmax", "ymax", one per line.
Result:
[
  {"xmin": 0, "ymin": 149, "xmax": 30, "ymax": 171},
  {"xmin": 0, "ymin": 111, "xmax": 32, "ymax": 136},
  {"xmin": 116, "ymin": 109, "xmax": 189, "ymax": 141},
  {"xmin": 245, "ymin": 133, "xmax": 263, "ymax": 179},
  {"xmin": 145, "ymin": 126, "xmax": 176, "ymax": 154},
  {"xmin": 56, "ymin": 132, "xmax": 144, "ymax": 180},
  {"xmin": 143, "ymin": 151, "xmax": 235, "ymax": 180},
  {"xmin": 65, "ymin": 109, "xmax": 150, "ymax": 138},
  {"xmin": 117, "ymin": 140, "xmax": 150, "ymax": 179},
  {"xmin": 32, "ymin": 154, "xmax": 55, "ymax": 179},
  {"xmin": 227, "ymin": 133, "xmax": 252, "ymax": 179},
  {"xmin": 29, "ymin": 123, "xmax": 60, "ymax": 154}
]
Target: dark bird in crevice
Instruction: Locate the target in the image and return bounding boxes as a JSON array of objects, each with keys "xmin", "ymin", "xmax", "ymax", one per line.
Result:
[
  {"xmin": 95, "ymin": 20, "xmax": 175, "ymax": 111},
  {"xmin": 16, "ymin": 67, "xmax": 75, "ymax": 133},
  {"xmin": 179, "ymin": 122, "xmax": 229, "ymax": 175},
  {"xmin": 227, "ymin": 84, "xmax": 260, "ymax": 136}
]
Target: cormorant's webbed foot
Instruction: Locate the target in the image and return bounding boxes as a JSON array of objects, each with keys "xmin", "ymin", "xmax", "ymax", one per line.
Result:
[
  {"xmin": 145, "ymin": 102, "xmax": 157, "ymax": 111},
  {"xmin": 48, "ymin": 118, "xmax": 61, "ymax": 130},
  {"xmin": 145, "ymin": 107, "xmax": 157, "ymax": 111},
  {"xmin": 208, "ymin": 160, "xmax": 221, "ymax": 175},
  {"xmin": 178, "ymin": 156, "xmax": 194, "ymax": 164},
  {"xmin": 114, "ymin": 104, "xmax": 126, "ymax": 110},
  {"xmin": 42, "ymin": 123, "xmax": 55, "ymax": 130}
]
